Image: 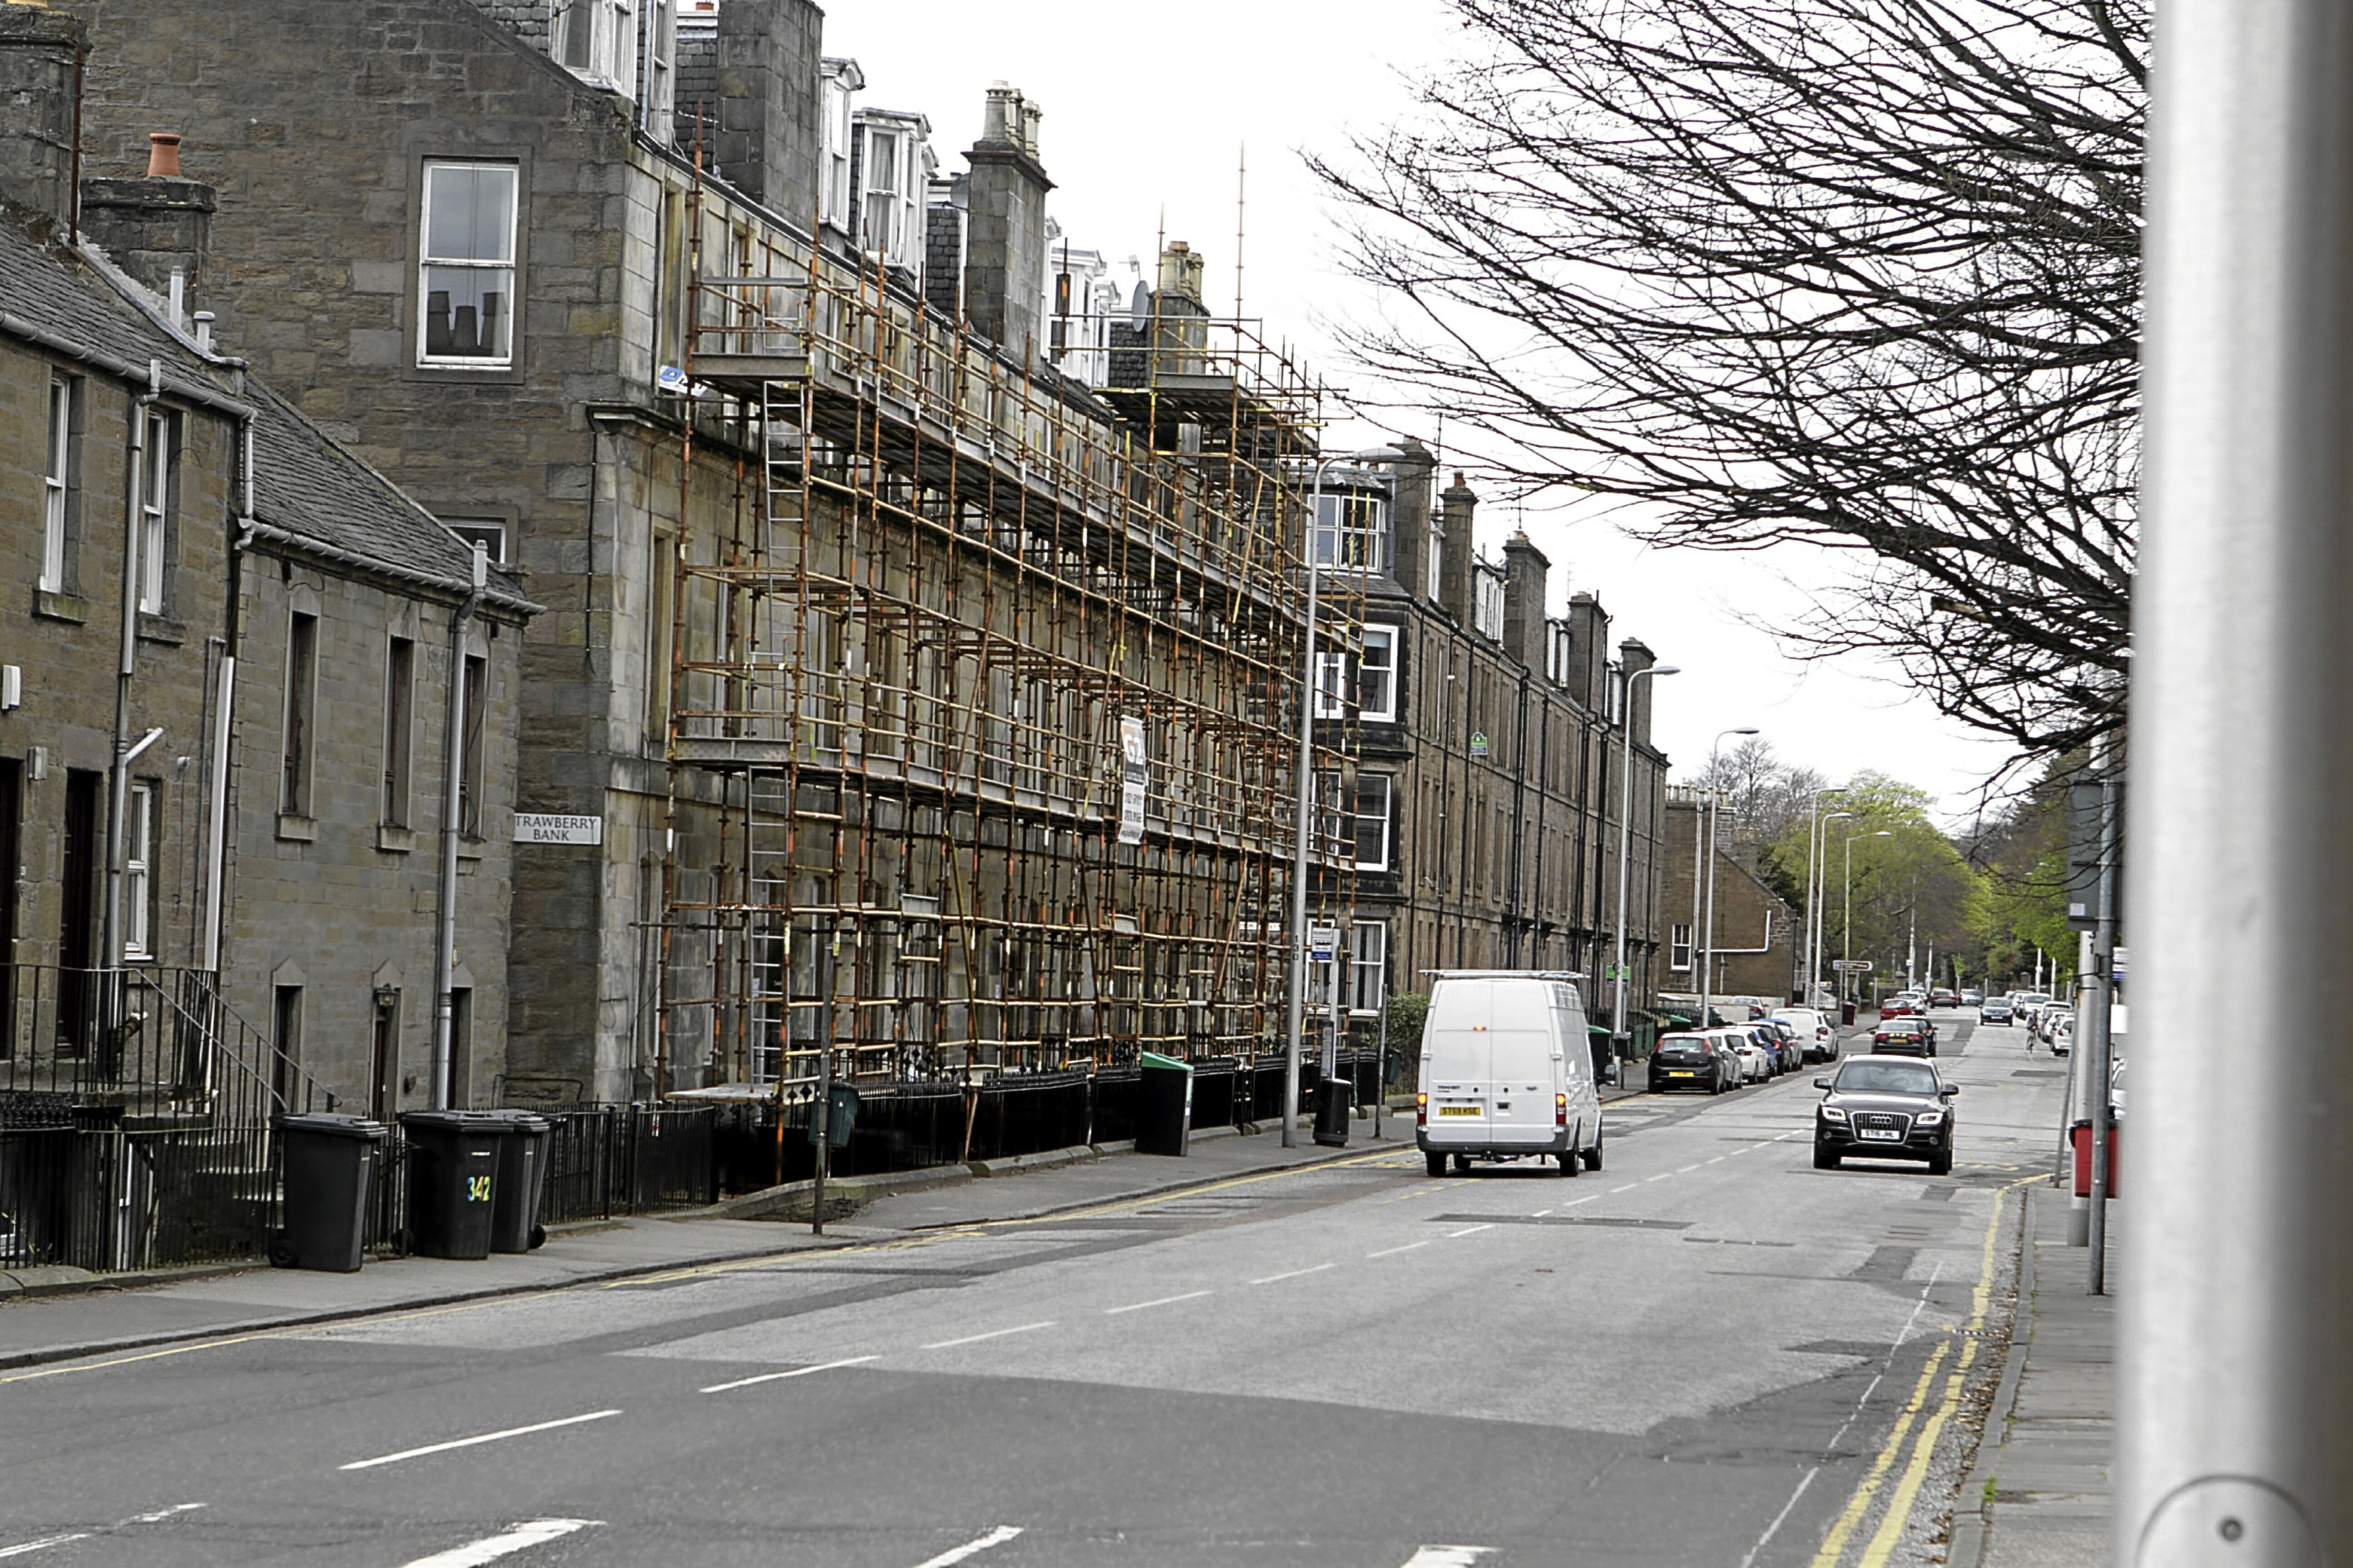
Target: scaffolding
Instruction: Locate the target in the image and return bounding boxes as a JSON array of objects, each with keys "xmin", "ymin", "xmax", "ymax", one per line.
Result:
[{"xmin": 658, "ymin": 195, "xmax": 1366, "ymax": 1104}]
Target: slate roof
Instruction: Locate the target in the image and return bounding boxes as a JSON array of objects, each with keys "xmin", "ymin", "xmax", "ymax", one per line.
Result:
[{"xmin": 0, "ymin": 209, "xmax": 533, "ymax": 610}]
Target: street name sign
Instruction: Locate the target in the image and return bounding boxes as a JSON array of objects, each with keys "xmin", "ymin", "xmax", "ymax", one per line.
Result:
[{"xmin": 515, "ymin": 813, "xmax": 602, "ymax": 846}]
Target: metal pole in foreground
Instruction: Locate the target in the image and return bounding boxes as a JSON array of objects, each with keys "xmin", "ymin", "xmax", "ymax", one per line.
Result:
[
  {"xmin": 1610, "ymin": 665, "xmax": 1678, "ymax": 1075},
  {"xmin": 2124, "ymin": 0, "xmax": 2353, "ymax": 1556}
]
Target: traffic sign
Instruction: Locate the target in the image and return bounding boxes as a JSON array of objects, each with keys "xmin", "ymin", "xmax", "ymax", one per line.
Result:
[{"xmin": 1831, "ymin": 959, "xmax": 1873, "ymax": 972}]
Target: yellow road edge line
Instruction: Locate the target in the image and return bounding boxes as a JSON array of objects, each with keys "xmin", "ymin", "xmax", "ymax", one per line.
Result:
[
  {"xmin": 1808, "ymin": 1173, "xmax": 2038, "ymax": 1568},
  {"xmin": 1808, "ymin": 1339, "xmax": 1951, "ymax": 1568},
  {"xmin": 1856, "ymin": 1370, "xmax": 1964, "ymax": 1568}
]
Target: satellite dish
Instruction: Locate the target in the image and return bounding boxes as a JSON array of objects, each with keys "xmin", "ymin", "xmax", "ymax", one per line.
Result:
[{"xmin": 1129, "ymin": 281, "xmax": 1151, "ymax": 333}]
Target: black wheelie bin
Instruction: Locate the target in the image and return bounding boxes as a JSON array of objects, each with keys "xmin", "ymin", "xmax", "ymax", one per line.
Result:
[
  {"xmin": 475, "ymin": 1110, "xmax": 553, "ymax": 1253},
  {"xmin": 397, "ymin": 1110, "xmax": 507, "ymax": 1259},
  {"xmin": 1136, "ymin": 1051, "xmax": 1193, "ymax": 1156},
  {"xmin": 271, "ymin": 1112, "xmax": 388, "ymax": 1271}
]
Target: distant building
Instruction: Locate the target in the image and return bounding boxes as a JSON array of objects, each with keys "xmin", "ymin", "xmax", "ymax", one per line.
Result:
[
  {"xmin": 1300, "ymin": 444, "xmax": 1675, "ymax": 1068},
  {"xmin": 1660, "ymin": 788, "xmax": 1800, "ymax": 1006}
]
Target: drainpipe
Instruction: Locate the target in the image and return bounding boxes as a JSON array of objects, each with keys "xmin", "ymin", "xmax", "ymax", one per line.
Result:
[
  {"xmin": 431, "ymin": 543, "xmax": 488, "ymax": 1110},
  {"xmin": 103, "ymin": 358, "xmax": 163, "ymax": 972},
  {"xmin": 201, "ymin": 416, "xmax": 255, "ymax": 974}
]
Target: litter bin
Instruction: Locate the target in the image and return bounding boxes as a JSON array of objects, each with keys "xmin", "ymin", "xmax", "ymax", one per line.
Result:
[
  {"xmin": 1136, "ymin": 1051, "xmax": 1193, "ymax": 1156},
  {"xmin": 397, "ymin": 1110, "xmax": 507, "ymax": 1259},
  {"xmin": 1313, "ymin": 1075, "xmax": 1351, "ymax": 1148},
  {"xmin": 808, "ymin": 1083, "xmax": 859, "ymax": 1149},
  {"xmin": 2071, "ymin": 1118, "xmax": 2122, "ymax": 1199},
  {"xmin": 475, "ymin": 1110, "xmax": 552, "ymax": 1253},
  {"xmin": 271, "ymin": 1112, "xmax": 387, "ymax": 1272}
]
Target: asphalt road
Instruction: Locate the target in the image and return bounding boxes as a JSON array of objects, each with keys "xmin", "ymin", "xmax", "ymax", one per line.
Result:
[{"xmin": 0, "ymin": 1013, "xmax": 2070, "ymax": 1568}]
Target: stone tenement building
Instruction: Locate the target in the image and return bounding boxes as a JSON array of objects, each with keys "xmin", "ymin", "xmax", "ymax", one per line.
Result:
[
  {"xmin": 60, "ymin": 0, "xmax": 1373, "ymax": 1103},
  {"xmin": 1660, "ymin": 788, "xmax": 1802, "ymax": 1007},
  {"xmin": 0, "ymin": 7, "xmax": 533, "ymax": 1123},
  {"xmin": 1297, "ymin": 448, "xmax": 1674, "ymax": 1067}
]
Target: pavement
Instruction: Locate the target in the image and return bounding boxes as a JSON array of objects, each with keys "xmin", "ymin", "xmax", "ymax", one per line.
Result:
[
  {"xmin": 0, "ymin": 1111, "xmax": 1424, "ymax": 1372},
  {"xmin": 1947, "ymin": 1169, "xmax": 2117, "ymax": 1566},
  {"xmin": 0, "ymin": 1017, "xmax": 2078, "ymax": 1568}
]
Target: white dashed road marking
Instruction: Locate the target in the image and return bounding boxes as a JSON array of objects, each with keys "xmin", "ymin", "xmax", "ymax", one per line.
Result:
[
  {"xmin": 1104, "ymin": 1291, "xmax": 1211, "ymax": 1315},
  {"xmin": 398, "ymin": 1518, "xmax": 602, "ymax": 1567},
  {"xmin": 922, "ymin": 1322, "xmax": 1056, "ymax": 1350},
  {"xmin": 701, "ymin": 1355, "xmax": 878, "ymax": 1393},
  {"xmin": 342, "ymin": 1411, "xmax": 621, "ymax": 1472},
  {"xmin": 911, "ymin": 1525, "xmax": 1025, "ymax": 1567}
]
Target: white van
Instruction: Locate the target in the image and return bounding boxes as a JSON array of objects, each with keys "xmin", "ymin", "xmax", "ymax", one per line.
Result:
[{"xmin": 1416, "ymin": 971, "xmax": 1603, "ymax": 1178}]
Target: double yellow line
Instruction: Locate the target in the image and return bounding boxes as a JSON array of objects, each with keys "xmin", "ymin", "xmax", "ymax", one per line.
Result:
[{"xmin": 1809, "ymin": 1176, "xmax": 2035, "ymax": 1568}]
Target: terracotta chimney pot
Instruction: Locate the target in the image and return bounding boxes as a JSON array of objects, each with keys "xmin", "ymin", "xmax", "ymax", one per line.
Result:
[{"xmin": 147, "ymin": 133, "xmax": 183, "ymax": 178}]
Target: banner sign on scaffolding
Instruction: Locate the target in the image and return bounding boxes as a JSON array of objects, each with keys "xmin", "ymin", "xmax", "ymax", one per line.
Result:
[{"xmin": 1118, "ymin": 716, "xmax": 1148, "ymax": 845}]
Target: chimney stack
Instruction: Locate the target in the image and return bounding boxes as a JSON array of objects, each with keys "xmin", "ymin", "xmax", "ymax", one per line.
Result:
[
  {"xmin": 1501, "ymin": 530, "xmax": 1551, "ymax": 673},
  {"xmin": 1619, "ymin": 638, "xmax": 1660, "ymax": 748},
  {"xmin": 0, "ymin": 5, "xmax": 86, "ymax": 233},
  {"xmin": 715, "ymin": 0, "xmax": 822, "ymax": 220},
  {"xmin": 1387, "ymin": 438, "xmax": 1438, "ymax": 598},
  {"xmin": 1566, "ymin": 592, "xmax": 1611, "ymax": 712},
  {"xmin": 963, "ymin": 82, "xmax": 1053, "ymax": 360},
  {"xmin": 80, "ymin": 133, "xmax": 216, "ymax": 319},
  {"xmin": 1438, "ymin": 471, "xmax": 1478, "ymax": 624}
]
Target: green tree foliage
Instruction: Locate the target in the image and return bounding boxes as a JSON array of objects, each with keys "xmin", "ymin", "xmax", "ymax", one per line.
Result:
[
  {"xmin": 1766, "ymin": 773, "xmax": 1979, "ymax": 989},
  {"xmin": 1956, "ymin": 763, "xmax": 2081, "ymax": 989}
]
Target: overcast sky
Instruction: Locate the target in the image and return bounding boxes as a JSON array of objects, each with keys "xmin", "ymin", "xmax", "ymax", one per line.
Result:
[{"xmin": 823, "ymin": 0, "xmax": 2023, "ymax": 826}]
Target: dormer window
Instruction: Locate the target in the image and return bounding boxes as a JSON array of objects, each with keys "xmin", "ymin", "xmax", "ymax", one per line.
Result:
[
  {"xmin": 555, "ymin": 0, "xmax": 638, "ymax": 98},
  {"xmin": 863, "ymin": 129, "xmax": 900, "ymax": 257}
]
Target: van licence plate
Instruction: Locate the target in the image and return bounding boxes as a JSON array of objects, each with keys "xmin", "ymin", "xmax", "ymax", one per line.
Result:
[{"xmin": 1438, "ymin": 1105, "xmax": 1482, "ymax": 1116}]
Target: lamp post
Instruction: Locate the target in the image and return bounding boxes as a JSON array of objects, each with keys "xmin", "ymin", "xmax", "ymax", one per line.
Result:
[
  {"xmin": 1808, "ymin": 805, "xmax": 1853, "ymax": 1006},
  {"xmin": 1842, "ymin": 828, "xmax": 1893, "ymax": 1012},
  {"xmin": 1282, "ymin": 444, "xmax": 1406, "ymax": 1148},
  {"xmin": 1694, "ymin": 726, "xmax": 1758, "ymax": 1028},
  {"xmin": 1609, "ymin": 664, "xmax": 1678, "ymax": 1079}
]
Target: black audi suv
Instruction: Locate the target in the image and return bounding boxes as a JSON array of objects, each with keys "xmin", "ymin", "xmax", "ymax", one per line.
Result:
[{"xmin": 1813, "ymin": 1055, "xmax": 1958, "ymax": 1174}]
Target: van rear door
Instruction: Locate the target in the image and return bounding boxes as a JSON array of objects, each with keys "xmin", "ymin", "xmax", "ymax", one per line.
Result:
[{"xmin": 1421, "ymin": 979, "xmax": 1492, "ymax": 1139}]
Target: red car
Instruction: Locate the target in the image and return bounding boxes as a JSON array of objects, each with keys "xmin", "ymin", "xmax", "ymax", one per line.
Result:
[{"xmin": 1879, "ymin": 995, "xmax": 1919, "ymax": 1019}]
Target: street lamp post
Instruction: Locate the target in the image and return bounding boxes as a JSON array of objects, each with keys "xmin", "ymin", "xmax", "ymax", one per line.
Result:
[
  {"xmin": 1609, "ymin": 664, "xmax": 1679, "ymax": 1080},
  {"xmin": 1842, "ymin": 829, "xmax": 1893, "ymax": 1012},
  {"xmin": 1282, "ymin": 444, "xmax": 1406, "ymax": 1149},
  {"xmin": 1806, "ymin": 802, "xmax": 1852, "ymax": 1006},
  {"xmin": 1695, "ymin": 726, "xmax": 1758, "ymax": 1029}
]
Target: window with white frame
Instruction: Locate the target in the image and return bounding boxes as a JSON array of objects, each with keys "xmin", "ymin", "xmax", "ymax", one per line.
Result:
[
  {"xmin": 1350, "ymin": 921, "xmax": 1387, "ymax": 1014},
  {"xmin": 1670, "ymin": 921, "xmax": 1693, "ymax": 971},
  {"xmin": 419, "ymin": 162, "xmax": 519, "ymax": 366},
  {"xmin": 41, "ymin": 376, "xmax": 75, "ymax": 593},
  {"xmin": 646, "ymin": 0, "xmax": 675, "ymax": 136},
  {"xmin": 123, "ymin": 783, "xmax": 155, "ymax": 959},
  {"xmin": 1312, "ymin": 491, "xmax": 1389, "ymax": 573},
  {"xmin": 1358, "ymin": 624, "xmax": 1398, "ymax": 722},
  {"xmin": 554, "ymin": 0, "xmax": 638, "ymax": 96},
  {"xmin": 442, "ymin": 518, "xmax": 508, "ymax": 565},
  {"xmin": 819, "ymin": 61, "xmax": 860, "ymax": 235},
  {"xmin": 861, "ymin": 125, "xmax": 901, "ymax": 258},
  {"xmin": 1312, "ymin": 648, "xmax": 1349, "ymax": 719},
  {"xmin": 1474, "ymin": 564, "xmax": 1506, "ymax": 640},
  {"xmin": 136, "ymin": 409, "xmax": 173, "ymax": 614}
]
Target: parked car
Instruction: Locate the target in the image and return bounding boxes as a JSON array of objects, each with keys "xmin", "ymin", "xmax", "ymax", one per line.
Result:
[
  {"xmin": 1766, "ymin": 1019, "xmax": 1807, "ymax": 1073},
  {"xmin": 2013, "ymin": 991, "xmax": 2055, "ymax": 1029},
  {"xmin": 1979, "ymin": 996, "xmax": 2015, "ymax": 1025},
  {"xmin": 1729, "ymin": 1031, "xmax": 1774, "ymax": 1083},
  {"xmin": 2047, "ymin": 1013, "xmax": 2075, "ymax": 1057},
  {"xmin": 1650, "ymin": 1031, "xmax": 1738, "ymax": 1095},
  {"xmin": 1880, "ymin": 993, "xmax": 1921, "ymax": 1019},
  {"xmin": 1813, "ymin": 1055, "xmax": 1959, "ymax": 1173},
  {"xmin": 1870, "ymin": 1018, "xmax": 1936, "ymax": 1057},
  {"xmin": 1773, "ymin": 1006, "xmax": 1837, "ymax": 1063},
  {"xmin": 1417, "ymin": 971, "xmax": 1603, "ymax": 1177}
]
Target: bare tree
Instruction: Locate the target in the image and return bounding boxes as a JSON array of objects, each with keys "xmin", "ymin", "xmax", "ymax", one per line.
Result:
[
  {"xmin": 1316, "ymin": 0, "xmax": 2143, "ymax": 762},
  {"xmin": 1691, "ymin": 737, "xmax": 1827, "ymax": 882}
]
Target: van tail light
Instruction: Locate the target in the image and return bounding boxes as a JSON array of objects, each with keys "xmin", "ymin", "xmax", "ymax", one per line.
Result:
[
  {"xmin": 1555, "ymin": 1092, "xmax": 1568, "ymax": 1127},
  {"xmin": 1416, "ymin": 1092, "xmax": 1427, "ymax": 1127}
]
